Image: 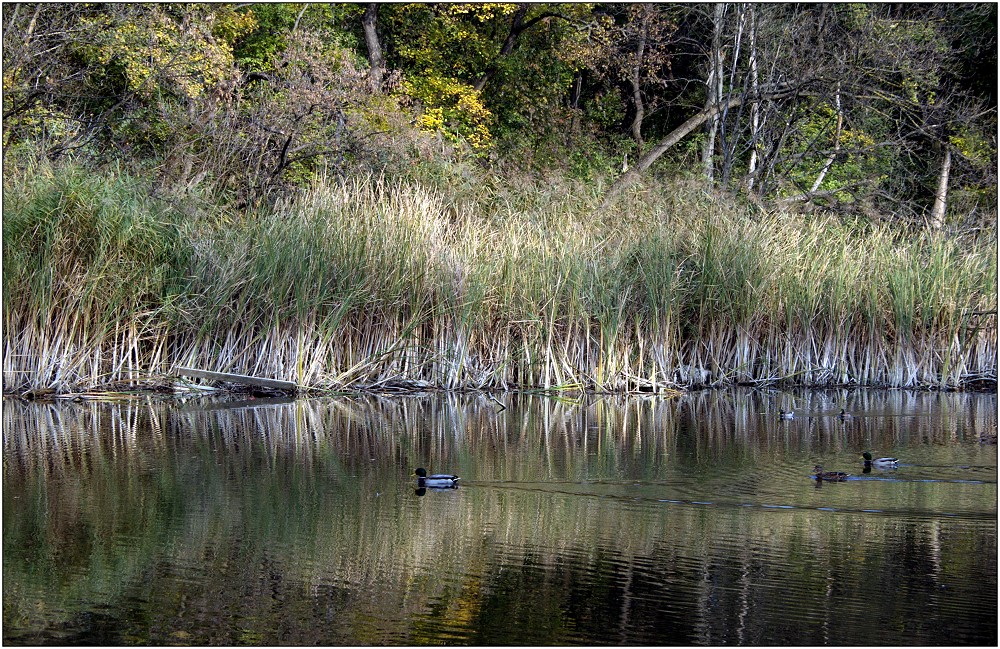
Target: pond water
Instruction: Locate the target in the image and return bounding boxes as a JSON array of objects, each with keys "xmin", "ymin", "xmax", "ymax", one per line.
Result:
[{"xmin": 3, "ymin": 389, "xmax": 997, "ymax": 645}]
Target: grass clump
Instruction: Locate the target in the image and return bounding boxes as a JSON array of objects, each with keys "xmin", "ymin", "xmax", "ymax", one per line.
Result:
[
  {"xmin": 3, "ymin": 165, "xmax": 187, "ymax": 389},
  {"xmin": 3, "ymin": 162, "xmax": 996, "ymax": 393}
]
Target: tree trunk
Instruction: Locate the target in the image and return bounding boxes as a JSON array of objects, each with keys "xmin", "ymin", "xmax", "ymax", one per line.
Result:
[
  {"xmin": 25, "ymin": 4, "xmax": 41, "ymax": 44},
  {"xmin": 746, "ymin": 4, "xmax": 760, "ymax": 191},
  {"xmin": 604, "ymin": 97, "xmax": 745, "ymax": 207},
  {"xmin": 809, "ymin": 81, "xmax": 842, "ymax": 192},
  {"xmin": 601, "ymin": 82, "xmax": 797, "ymax": 207},
  {"xmin": 702, "ymin": 3, "xmax": 726, "ymax": 182},
  {"xmin": 362, "ymin": 3, "xmax": 385, "ymax": 91},
  {"xmin": 628, "ymin": 8, "xmax": 648, "ymax": 150},
  {"xmin": 291, "ymin": 4, "xmax": 307, "ymax": 33},
  {"xmin": 720, "ymin": 3, "xmax": 747, "ymax": 187},
  {"xmin": 930, "ymin": 145, "xmax": 951, "ymax": 229},
  {"xmin": 758, "ymin": 113, "xmax": 797, "ymax": 197},
  {"xmin": 473, "ymin": 5, "xmax": 528, "ymax": 92},
  {"xmin": 567, "ymin": 73, "xmax": 582, "ymax": 145}
]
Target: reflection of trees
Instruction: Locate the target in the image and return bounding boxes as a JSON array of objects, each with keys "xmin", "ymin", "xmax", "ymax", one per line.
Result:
[{"xmin": 3, "ymin": 391, "xmax": 996, "ymax": 644}]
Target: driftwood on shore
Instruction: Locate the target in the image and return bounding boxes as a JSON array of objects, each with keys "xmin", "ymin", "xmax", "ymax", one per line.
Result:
[{"xmin": 174, "ymin": 367, "xmax": 298, "ymax": 392}]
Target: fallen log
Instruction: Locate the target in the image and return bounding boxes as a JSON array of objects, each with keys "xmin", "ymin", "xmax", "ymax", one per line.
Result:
[{"xmin": 174, "ymin": 367, "xmax": 298, "ymax": 391}]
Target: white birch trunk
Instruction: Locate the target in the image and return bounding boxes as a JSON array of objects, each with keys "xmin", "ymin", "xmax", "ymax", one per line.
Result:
[
  {"xmin": 746, "ymin": 5, "xmax": 760, "ymax": 190},
  {"xmin": 930, "ymin": 146, "xmax": 952, "ymax": 229},
  {"xmin": 703, "ymin": 3, "xmax": 726, "ymax": 182},
  {"xmin": 810, "ymin": 82, "xmax": 842, "ymax": 192}
]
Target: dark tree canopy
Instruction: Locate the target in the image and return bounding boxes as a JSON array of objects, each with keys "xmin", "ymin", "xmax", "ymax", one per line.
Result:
[{"xmin": 2, "ymin": 2, "xmax": 995, "ymax": 226}]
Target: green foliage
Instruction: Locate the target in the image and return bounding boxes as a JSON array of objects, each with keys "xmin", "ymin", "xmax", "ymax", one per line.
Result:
[
  {"xmin": 1, "ymin": 2, "xmax": 995, "ymax": 224},
  {"xmin": 950, "ymin": 125, "xmax": 995, "ymax": 170},
  {"xmin": 230, "ymin": 4, "xmax": 296, "ymax": 72},
  {"xmin": 74, "ymin": 5, "xmax": 249, "ymax": 101},
  {"xmin": 389, "ymin": 4, "xmax": 521, "ymax": 77},
  {"xmin": 231, "ymin": 3, "xmax": 358, "ymax": 73},
  {"xmin": 381, "ymin": 4, "xmax": 592, "ymax": 152},
  {"xmin": 484, "ymin": 13, "xmax": 588, "ymax": 142},
  {"xmin": 381, "ymin": 4, "xmax": 506, "ymax": 149},
  {"xmin": 402, "ymin": 74, "xmax": 494, "ymax": 150},
  {"xmin": 779, "ymin": 102, "xmax": 889, "ymax": 199}
]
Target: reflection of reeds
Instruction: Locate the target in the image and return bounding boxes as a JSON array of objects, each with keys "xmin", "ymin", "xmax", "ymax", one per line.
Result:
[
  {"xmin": 4, "ymin": 390, "xmax": 995, "ymax": 483},
  {"xmin": 4, "ymin": 167, "xmax": 996, "ymax": 393},
  {"xmin": 3, "ymin": 393, "xmax": 996, "ymax": 643}
]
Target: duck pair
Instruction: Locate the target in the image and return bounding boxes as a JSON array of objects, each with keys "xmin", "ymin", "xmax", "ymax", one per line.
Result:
[
  {"xmin": 815, "ymin": 452, "xmax": 898, "ymax": 481},
  {"xmin": 788, "ymin": 408, "xmax": 852, "ymax": 421}
]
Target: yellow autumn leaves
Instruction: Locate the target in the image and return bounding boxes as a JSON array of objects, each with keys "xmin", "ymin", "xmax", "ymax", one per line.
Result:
[{"xmin": 78, "ymin": 6, "xmax": 256, "ymax": 100}]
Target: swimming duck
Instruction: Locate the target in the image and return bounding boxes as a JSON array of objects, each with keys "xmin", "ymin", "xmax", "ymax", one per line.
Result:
[
  {"xmin": 814, "ymin": 465, "xmax": 849, "ymax": 481},
  {"xmin": 414, "ymin": 467, "xmax": 460, "ymax": 489},
  {"xmin": 779, "ymin": 409, "xmax": 794, "ymax": 420},
  {"xmin": 837, "ymin": 409, "xmax": 852, "ymax": 420},
  {"xmin": 862, "ymin": 452, "xmax": 898, "ymax": 468}
]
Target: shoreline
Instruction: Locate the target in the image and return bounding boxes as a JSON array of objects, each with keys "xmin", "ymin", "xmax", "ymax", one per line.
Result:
[{"xmin": 7, "ymin": 373, "xmax": 996, "ymax": 402}]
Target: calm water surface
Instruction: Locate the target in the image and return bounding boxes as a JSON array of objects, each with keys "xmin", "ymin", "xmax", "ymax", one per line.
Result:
[{"xmin": 3, "ymin": 389, "xmax": 997, "ymax": 645}]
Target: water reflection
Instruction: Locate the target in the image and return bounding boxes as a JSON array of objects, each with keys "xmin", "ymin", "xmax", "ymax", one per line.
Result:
[{"xmin": 3, "ymin": 389, "xmax": 997, "ymax": 645}]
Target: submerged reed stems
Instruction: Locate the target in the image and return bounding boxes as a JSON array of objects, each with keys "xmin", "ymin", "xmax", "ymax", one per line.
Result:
[{"xmin": 3, "ymin": 164, "xmax": 996, "ymax": 392}]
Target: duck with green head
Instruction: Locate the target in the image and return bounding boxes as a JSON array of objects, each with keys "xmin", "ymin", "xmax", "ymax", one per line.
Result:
[
  {"xmin": 415, "ymin": 467, "xmax": 460, "ymax": 489},
  {"xmin": 862, "ymin": 452, "xmax": 898, "ymax": 468}
]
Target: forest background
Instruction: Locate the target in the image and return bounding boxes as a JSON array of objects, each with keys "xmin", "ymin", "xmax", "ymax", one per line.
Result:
[{"xmin": 2, "ymin": 3, "xmax": 997, "ymax": 393}]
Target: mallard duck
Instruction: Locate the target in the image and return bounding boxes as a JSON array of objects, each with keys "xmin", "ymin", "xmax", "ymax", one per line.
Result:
[
  {"xmin": 414, "ymin": 467, "xmax": 460, "ymax": 488},
  {"xmin": 779, "ymin": 409, "xmax": 794, "ymax": 420},
  {"xmin": 814, "ymin": 465, "xmax": 849, "ymax": 481},
  {"xmin": 862, "ymin": 452, "xmax": 898, "ymax": 468},
  {"xmin": 837, "ymin": 408, "xmax": 852, "ymax": 420}
]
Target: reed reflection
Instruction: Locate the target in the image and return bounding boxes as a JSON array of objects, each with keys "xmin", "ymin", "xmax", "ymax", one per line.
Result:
[{"xmin": 3, "ymin": 389, "xmax": 996, "ymax": 645}]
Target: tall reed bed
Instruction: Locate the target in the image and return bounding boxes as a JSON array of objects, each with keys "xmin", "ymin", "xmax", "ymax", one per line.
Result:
[{"xmin": 3, "ymin": 163, "xmax": 996, "ymax": 392}]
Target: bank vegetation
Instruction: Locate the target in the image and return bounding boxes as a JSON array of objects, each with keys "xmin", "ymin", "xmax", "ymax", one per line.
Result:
[{"xmin": 2, "ymin": 3, "xmax": 996, "ymax": 393}]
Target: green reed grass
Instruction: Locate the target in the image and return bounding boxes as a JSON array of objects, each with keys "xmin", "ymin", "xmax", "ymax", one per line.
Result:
[{"xmin": 3, "ymin": 162, "xmax": 996, "ymax": 392}]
